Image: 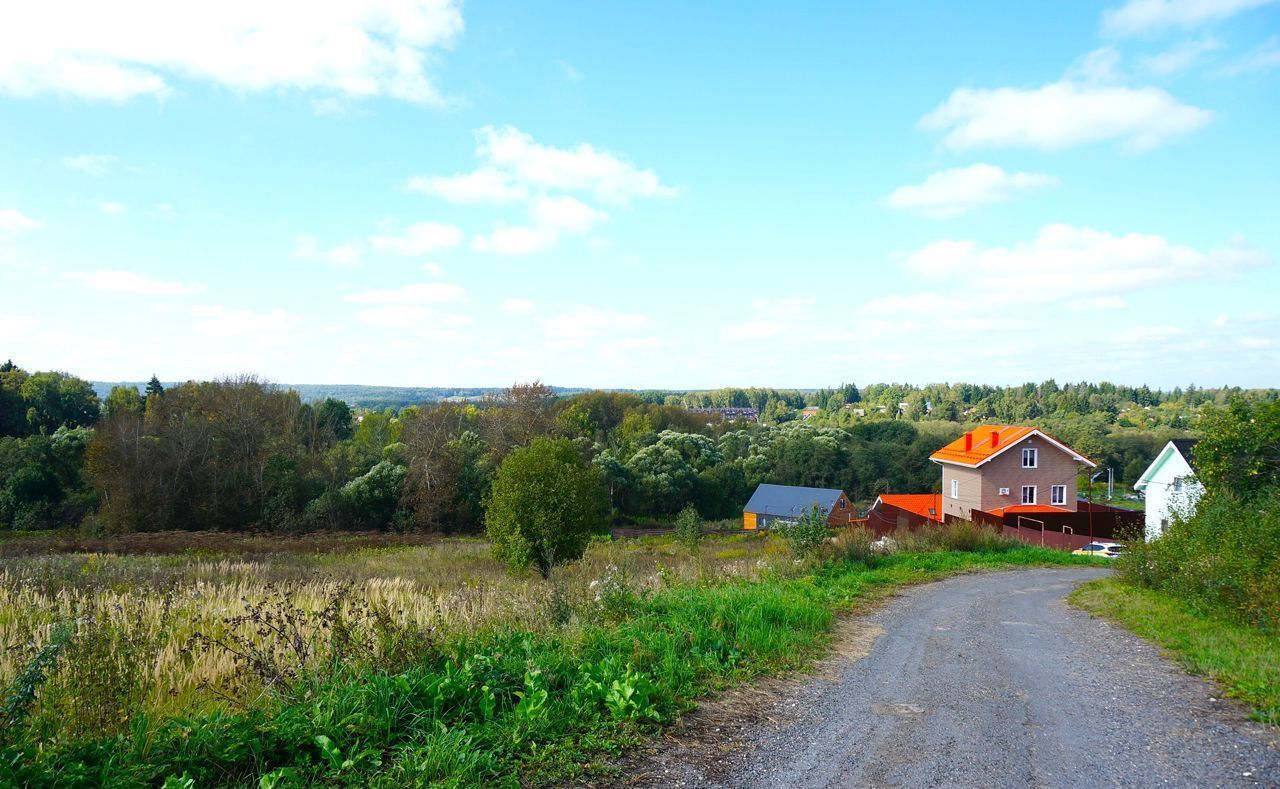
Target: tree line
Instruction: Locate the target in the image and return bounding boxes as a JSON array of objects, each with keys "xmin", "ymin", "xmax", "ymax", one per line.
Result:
[{"xmin": 3, "ymin": 358, "xmax": 1277, "ymax": 536}]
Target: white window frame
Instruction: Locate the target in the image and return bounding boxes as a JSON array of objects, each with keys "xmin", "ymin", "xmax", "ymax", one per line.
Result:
[
  {"xmin": 1022, "ymin": 447, "xmax": 1038, "ymax": 468},
  {"xmin": 951, "ymin": 479, "xmax": 959, "ymax": 499},
  {"xmin": 1051, "ymin": 485, "xmax": 1065, "ymax": 506},
  {"xmin": 1021, "ymin": 485, "xmax": 1037, "ymax": 505}
]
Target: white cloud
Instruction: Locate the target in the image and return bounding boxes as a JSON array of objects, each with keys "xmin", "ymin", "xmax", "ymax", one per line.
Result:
[
  {"xmin": 544, "ymin": 306, "xmax": 646, "ymax": 342},
  {"xmin": 406, "ymin": 168, "xmax": 528, "ymax": 204},
  {"xmin": 63, "ymin": 270, "xmax": 203, "ymax": 295},
  {"xmin": 471, "ymin": 225, "xmax": 558, "ymax": 256},
  {"xmin": 557, "ymin": 59, "xmax": 583, "ymax": 82},
  {"xmin": 1139, "ymin": 36, "xmax": 1221, "ymax": 74},
  {"xmin": 354, "ymin": 304, "xmax": 470, "ymax": 329},
  {"xmin": 0, "ymin": 208, "xmax": 40, "ymax": 239},
  {"xmin": 326, "ymin": 241, "xmax": 363, "ymax": 268},
  {"xmin": 343, "ymin": 282, "xmax": 466, "ymax": 304},
  {"xmin": 153, "ymin": 202, "xmax": 177, "ymax": 219},
  {"xmin": 502, "ymin": 297, "xmax": 535, "ymax": 314},
  {"xmin": 886, "ymin": 164, "xmax": 1058, "ymax": 218},
  {"xmin": 422, "ymin": 262, "xmax": 445, "ymax": 277},
  {"xmin": 529, "ymin": 195, "xmax": 608, "ymax": 233},
  {"xmin": 368, "ymin": 221, "xmax": 463, "ymax": 256},
  {"xmin": 62, "ymin": 153, "xmax": 118, "ymax": 175},
  {"xmin": 0, "ymin": 1, "xmax": 464, "ymax": 103},
  {"xmin": 900, "ymin": 224, "xmax": 1271, "ymax": 296},
  {"xmin": 99, "ymin": 201, "xmax": 126, "ymax": 215},
  {"xmin": 293, "ymin": 235, "xmax": 367, "ymax": 268},
  {"xmin": 191, "ymin": 305, "xmax": 302, "ymax": 337},
  {"xmin": 1102, "ymin": 0, "xmax": 1275, "ymax": 36},
  {"xmin": 1221, "ymin": 36, "xmax": 1280, "ymax": 74},
  {"xmin": 920, "ymin": 78, "xmax": 1211, "ymax": 151},
  {"xmin": 475, "ymin": 126, "xmax": 676, "ymax": 205},
  {"xmin": 1072, "ymin": 296, "xmax": 1129, "ymax": 310},
  {"xmin": 720, "ymin": 297, "xmax": 821, "ymax": 341}
]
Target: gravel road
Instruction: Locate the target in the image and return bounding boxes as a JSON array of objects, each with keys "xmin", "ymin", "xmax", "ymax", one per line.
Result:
[{"xmin": 631, "ymin": 567, "xmax": 1279, "ymax": 788}]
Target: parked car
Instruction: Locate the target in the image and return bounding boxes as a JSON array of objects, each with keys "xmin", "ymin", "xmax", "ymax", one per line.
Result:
[{"xmin": 1072, "ymin": 542, "xmax": 1125, "ymax": 558}]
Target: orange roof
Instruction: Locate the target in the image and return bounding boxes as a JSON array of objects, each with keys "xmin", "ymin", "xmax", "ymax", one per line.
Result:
[
  {"xmin": 875, "ymin": 493, "xmax": 944, "ymax": 522},
  {"xmin": 984, "ymin": 504, "xmax": 1074, "ymax": 517},
  {"xmin": 930, "ymin": 425, "xmax": 1036, "ymax": 466}
]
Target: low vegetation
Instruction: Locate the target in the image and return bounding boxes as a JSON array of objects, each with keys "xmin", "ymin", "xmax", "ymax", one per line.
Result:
[
  {"xmin": 0, "ymin": 524, "xmax": 1089, "ymax": 786},
  {"xmin": 1075, "ymin": 398, "xmax": 1280, "ymax": 726}
]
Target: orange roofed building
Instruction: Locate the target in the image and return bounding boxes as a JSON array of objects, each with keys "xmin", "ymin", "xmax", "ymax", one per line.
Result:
[{"xmin": 932, "ymin": 425, "xmax": 1096, "ymax": 522}]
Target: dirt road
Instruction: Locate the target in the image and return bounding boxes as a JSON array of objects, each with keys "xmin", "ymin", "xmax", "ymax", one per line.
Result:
[{"xmin": 630, "ymin": 567, "xmax": 1278, "ymax": 788}]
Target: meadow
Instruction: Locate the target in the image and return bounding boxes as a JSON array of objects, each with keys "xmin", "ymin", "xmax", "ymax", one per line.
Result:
[{"xmin": 0, "ymin": 526, "xmax": 1091, "ymax": 786}]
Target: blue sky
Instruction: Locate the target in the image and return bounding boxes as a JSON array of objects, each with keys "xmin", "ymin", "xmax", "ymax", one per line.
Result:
[{"xmin": 1, "ymin": 0, "xmax": 1278, "ymax": 389}]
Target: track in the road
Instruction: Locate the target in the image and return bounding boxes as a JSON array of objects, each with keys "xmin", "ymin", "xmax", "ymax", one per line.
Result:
[{"xmin": 632, "ymin": 567, "xmax": 1279, "ymax": 789}]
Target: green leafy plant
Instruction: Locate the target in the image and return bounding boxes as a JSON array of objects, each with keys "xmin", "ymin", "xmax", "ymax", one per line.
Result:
[
  {"xmin": 775, "ymin": 504, "xmax": 831, "ymax": 558},
  {"xmin": 674, "ymin": 504, "xmax": 703, "ymax": 551}
]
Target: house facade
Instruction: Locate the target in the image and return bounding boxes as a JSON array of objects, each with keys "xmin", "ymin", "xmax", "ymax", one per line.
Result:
[
  {"xmin": 1134, "ymin": 438, "xmax": 1202, "ymax": 540},
  {"xmin": 742, "ymin": 483, "xmax": 851, "ymax": 530},
  {"xmin": 931, "ymin": 426, "xmax": 1097, "ymax": 522}
]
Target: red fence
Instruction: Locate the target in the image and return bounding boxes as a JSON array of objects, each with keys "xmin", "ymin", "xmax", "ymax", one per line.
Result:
[{"xmin": 971, "ymin": 504, "xmax": 1143, "ymax": 549}]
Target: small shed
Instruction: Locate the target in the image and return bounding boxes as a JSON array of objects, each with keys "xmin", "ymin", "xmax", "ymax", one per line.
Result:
[{"xmin": 742, "ymin": 483, "xmax": 851, "ymax": 530}]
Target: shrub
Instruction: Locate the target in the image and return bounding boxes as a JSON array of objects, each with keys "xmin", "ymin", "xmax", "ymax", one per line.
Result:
[
  {"xmin": 673, "ymin": 504, "xmax": 702, "ymax": 550},
  {"xmin": 775, "ymin": 505, "xmax": 831, "ymax": 558},
  {"xmin": 485, "ymin": 438, "xmax": 607, "ymax": 577},
  {"xmin": 1119, "ymin": 487, "xmax": 1280, "ymax": 632}
]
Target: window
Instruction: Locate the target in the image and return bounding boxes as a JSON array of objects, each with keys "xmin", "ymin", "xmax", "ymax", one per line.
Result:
[
  {"xmin": 1022, "ymin": 447, "xmax": 1038, "ymax": 468},
  {"xmin": 1021, "ymin": 485, "xmax": 1037, "ymax": 505},
  {"xmin": 1172, "ymin": 477, "xmax": 1183, "ymax": 492},
  {"xmin": 951, "ymin": 479, "xmax": 959, "ymax": 499},
  {"xmin": 1051, "ymin": 485, "xmax": 1066, "ymax": 506},
  {"xmin": 839, "ymin": 498, "xmax": 846, "ymax": 509}
]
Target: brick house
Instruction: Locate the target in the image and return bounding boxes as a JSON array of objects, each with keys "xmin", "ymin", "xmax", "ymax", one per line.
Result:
[{"xmin": 931, "ymin": 425, "xmax": 1097, "ymax": 522}]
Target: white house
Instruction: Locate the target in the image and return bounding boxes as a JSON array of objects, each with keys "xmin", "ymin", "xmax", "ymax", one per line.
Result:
[{"xmin": 1134, "ymin": 439, "xmax": 1203, "ymax": 540}]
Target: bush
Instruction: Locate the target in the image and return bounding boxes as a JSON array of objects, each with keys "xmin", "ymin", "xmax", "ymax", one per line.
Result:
[
  {"xmin": 485, "ymin": 438, "xmax": 607, "ymax": 577},
  {"xmin": 775, "ymin": 505, "xmax": 830, "ymax": 558},
  {"xmin": 673, "ymin": 504, "xmax": 702, "ymax": 550},
  {"xmin": 1120, "ymin": 487, "xmax": 1280, "ymax": 632}
]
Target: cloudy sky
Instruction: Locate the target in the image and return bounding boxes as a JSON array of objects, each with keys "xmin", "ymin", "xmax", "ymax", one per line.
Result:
[{"xmin": 1, "ymin": 1, "xmax": 1278, "ymax": 389}]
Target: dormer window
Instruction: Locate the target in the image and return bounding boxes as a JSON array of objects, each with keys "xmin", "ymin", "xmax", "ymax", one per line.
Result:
[{"xmin": 1022, "ymin": 448, "xmax": 1038, "ymax": 468}]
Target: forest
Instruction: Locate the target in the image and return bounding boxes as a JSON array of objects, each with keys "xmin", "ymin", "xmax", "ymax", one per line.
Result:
[{"xmin": 4, "ymin": 358, "xmax": 1277, "ymax": 535}]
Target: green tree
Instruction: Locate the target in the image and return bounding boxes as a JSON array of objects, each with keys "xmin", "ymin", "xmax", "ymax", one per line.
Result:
[
  {"xmin": 1196, "ymin": 398, "xmax": 1280, "ymax": 498},
  {"xmin": 103, "ymin": 385, "xmax": 144, "ymax": 418},
  {"xmin": 19, "ymin": 372, "xmax": 99, "ymax": 434},
  {"xmin": 485, "ymin": 437, "xmax": 605, "ymax": 577},
  {"xmin": 144, "ymin": 375, "xmax": 165, "ymax": 398},
  {"xmin": 673, "ymin": 503, "xmax": 702, "ymax": 550},
  {"xmin": 0, "ymin": 362, "xmax": 28, "ymax": 438}
]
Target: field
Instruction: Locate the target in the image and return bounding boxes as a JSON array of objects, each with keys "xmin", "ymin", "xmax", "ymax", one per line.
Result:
[{"xmin": 0, "ymin": 527, "xmax": 1094, "ymax": 786}]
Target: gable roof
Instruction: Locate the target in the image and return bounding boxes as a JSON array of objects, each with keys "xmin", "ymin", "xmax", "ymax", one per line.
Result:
[
  {"xmin": 873, "ymin": 493, "xmax": 944, "ymax": 523},
  {"xmin": 930, "ymin": 424, "xmax": 1096, "ymax": 469},
  {"xmin": 1134, "ymin": 438, "xmax": 1199, "ymax": 491},
  {"xmin": 1170, "ymin": 438, "xmax": 1198, "ymax": 470},
  {"xmin": 744, "ymin": 484, "xmax": 844, "ymax": 517}
]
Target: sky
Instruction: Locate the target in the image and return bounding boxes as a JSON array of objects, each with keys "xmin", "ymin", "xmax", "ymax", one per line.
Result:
[{"xmin": 1, "ymin": 1, "xmax": 1278, "ymax": 390}]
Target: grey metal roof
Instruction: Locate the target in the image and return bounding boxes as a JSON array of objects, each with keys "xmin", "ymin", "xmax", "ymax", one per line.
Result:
[
  {"xmin": 743, "ymin": 483, "xmax": 844, "ymax": 517},
  {"xmin": 1170, "ymin": 438, "xmax": 1198, "ymax": 470}
]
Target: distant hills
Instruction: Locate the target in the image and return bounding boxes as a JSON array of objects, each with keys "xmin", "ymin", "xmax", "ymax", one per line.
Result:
[{"xmin": 92, "ymin": 382, "xmax": 590, "ymax": 410}]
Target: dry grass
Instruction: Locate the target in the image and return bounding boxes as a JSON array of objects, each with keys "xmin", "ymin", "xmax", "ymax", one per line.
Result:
[{"xmin": 0, "ymin": 532, "xmax": 791, "ymax": 739}]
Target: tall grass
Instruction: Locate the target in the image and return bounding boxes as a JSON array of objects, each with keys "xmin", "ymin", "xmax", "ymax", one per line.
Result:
[{"xmin": 0, "ymin": 526, "xmax": 1084, "ymax": 786}]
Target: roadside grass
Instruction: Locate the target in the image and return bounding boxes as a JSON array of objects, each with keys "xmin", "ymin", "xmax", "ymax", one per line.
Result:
[
  {"xmin": 0, "ymin": 531, "xmax": 1096, "ymax": 787},
  {"xmin": 1071, "ymin": 578, "xmax": 1280, "ymax": 726}
]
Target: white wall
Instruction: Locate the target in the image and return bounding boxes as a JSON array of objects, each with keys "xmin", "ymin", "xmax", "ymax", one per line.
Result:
[{"xmin": 1140, "ymin": 449, "xmax": 1202, "ymax": 540}]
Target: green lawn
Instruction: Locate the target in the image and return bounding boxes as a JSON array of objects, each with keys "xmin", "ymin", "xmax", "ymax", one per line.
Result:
[
  {"xmin": 1071, "ymin": 578, "xmax": 1280, "ymax": 726},
  {"xmin": 1078, "ymin": 480, "xmax": 1145, "ymax": 511}
]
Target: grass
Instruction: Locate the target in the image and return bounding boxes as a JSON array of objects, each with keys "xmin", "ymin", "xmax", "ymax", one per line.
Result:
[
  {"xmin": 1078, "ymin": 480, "xmax": 1145, "ymax": 511},
  {"xmin": 0, "ymin": 526, "xmax": 1095, "ymax": 787},
  {"xmin": 1071, "ymin": 578, "xmax": 1280, "ymax": 726}
]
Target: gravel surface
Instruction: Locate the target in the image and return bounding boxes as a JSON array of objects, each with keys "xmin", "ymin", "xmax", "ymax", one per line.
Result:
[{"xmin": 628, "ymin": 567, "xmax": 1279, "ymax": 788}]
